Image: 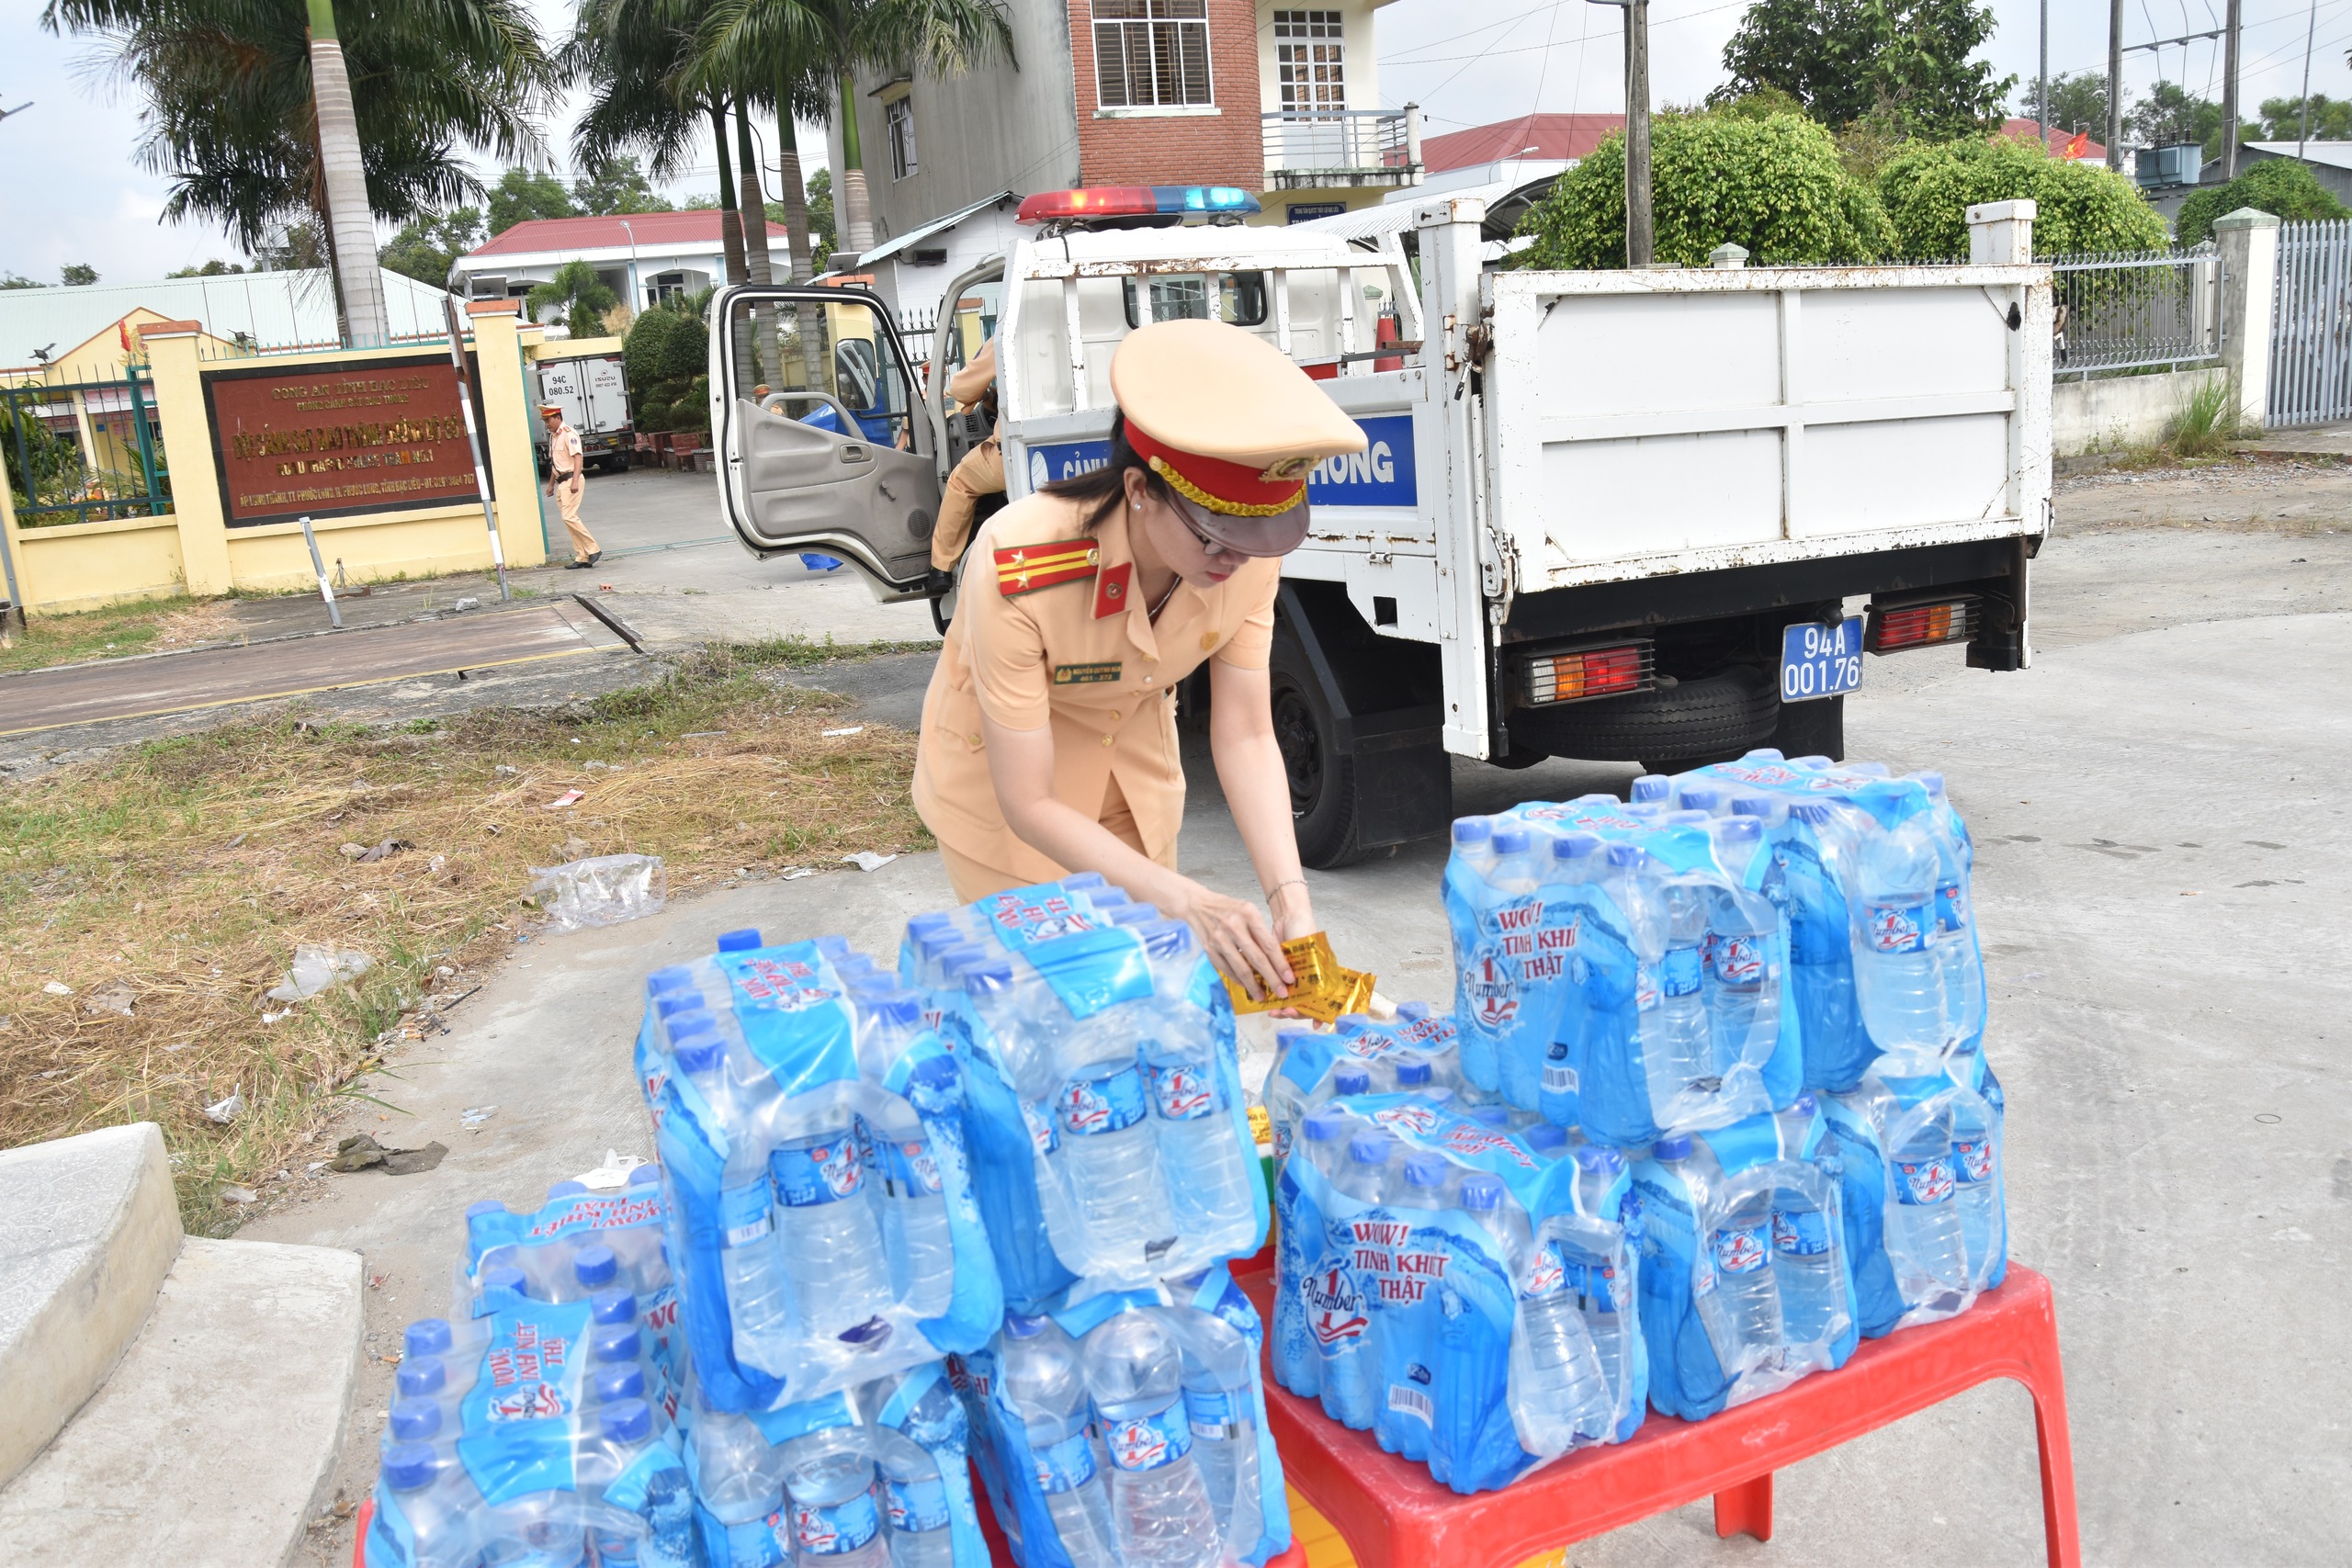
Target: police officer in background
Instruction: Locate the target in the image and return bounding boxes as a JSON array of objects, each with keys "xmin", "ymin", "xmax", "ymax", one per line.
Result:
[
  {"xmin": 912, "ymin": 319, "xmax": 1363, "ymax": 998},
  {"xmin": 540, "ymin": 401, "xmax": 601, "ymax": 569},
  {"xmin": 926, "ymin": 336, "xmax": 1006, "ymax": 596}
]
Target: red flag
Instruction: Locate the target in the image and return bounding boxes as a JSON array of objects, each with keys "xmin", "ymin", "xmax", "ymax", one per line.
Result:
[
  {"xmin": 2065, "ymin": 130, "xmax": 2090, "ymax": 160},
  {"xmin": 119, "ymin": 319, "xmax": 133, "ymax": 353}
]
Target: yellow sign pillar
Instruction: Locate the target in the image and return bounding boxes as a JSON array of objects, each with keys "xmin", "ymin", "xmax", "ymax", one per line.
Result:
[
  {"xmin": 465, "ymin": 302, "xmax": 550, "ymax": 570},
  {"xmin": 139, "ymin": 320, "xmax": 235, "ymax": 596}
]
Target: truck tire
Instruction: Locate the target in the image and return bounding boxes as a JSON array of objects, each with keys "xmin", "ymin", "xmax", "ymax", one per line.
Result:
[
  {"xmin": 1269, "ymin": 627, "xmax": 1364, "ymax": 868},
  {"xmin": 1509, "ymin": 664, "xmax": 1780, "ymax": 770}
]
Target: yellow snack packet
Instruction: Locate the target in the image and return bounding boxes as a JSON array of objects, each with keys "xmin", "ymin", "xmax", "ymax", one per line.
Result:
[{"xmin": 1222, "ymin": 931, "xmax": 1377, "ymax": 1024}]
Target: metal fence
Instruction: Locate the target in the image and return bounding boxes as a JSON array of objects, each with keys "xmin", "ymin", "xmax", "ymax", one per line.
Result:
[
  {"xmin": 2, "ymin": 367, "xmax": 171, "ymax": 526},
  {"xmin": 2268, "ymin": 219, "xmax": 2352, "ymax": 427},
  {"xmin": 2046, "ymin": 246, "xmax": 2222, "ymax": 378},
  {"xmin": 1261, "ymin": 109, "xmax": 1419, "ymax": 187}
]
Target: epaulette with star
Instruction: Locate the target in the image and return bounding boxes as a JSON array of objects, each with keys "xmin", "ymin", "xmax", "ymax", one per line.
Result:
[{"xmin": 993, "ymin": 539, "xmax": 1099, "ymax": 597}]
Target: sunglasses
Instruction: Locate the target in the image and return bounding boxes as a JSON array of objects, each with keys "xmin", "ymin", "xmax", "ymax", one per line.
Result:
[{"xmin": 1158, "ymin": 493, "xmax": 1232, "ymax": 558}]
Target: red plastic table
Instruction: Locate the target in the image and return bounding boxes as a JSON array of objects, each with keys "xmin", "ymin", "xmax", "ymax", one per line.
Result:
[
  {"xmin": 1240, "ymin": 1264, "xmax": 2079, "ymax": 1568},
  {"xmin": 971, "ymin": 1459, "xmax": 1309, "ymax": 1567}
]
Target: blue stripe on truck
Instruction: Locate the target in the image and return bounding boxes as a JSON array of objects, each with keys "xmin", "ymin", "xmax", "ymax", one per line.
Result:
[{"xmin": 1023, "ymin": 413, "xmax": 1418, "ymax": 508}]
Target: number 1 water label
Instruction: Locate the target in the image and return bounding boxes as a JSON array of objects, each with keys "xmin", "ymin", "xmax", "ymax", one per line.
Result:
[
  {"xmin": 772, "ymin": 1135, "xmax": 865, "ymax": 1207},
  {"xmin": 1102, "ymin": 1406, "xmax": 1193, "ymax": 1472},
  {"xmin": 1147, "ymin": 1061, "xmax": 1217, "ymax": 1121},
  {"xmin": 1057, "ymin": 1067, "xmax": 1148, "ymax": 1136},
  {"xmin": 791, "ymin": 1492, "xmax": 881, "ymax": 1555}
]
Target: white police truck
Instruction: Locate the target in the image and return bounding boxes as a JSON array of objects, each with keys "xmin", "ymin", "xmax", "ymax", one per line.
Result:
[{"xmin": 709, "ymin": 187, "xmax": 2051, "ymax": 867}]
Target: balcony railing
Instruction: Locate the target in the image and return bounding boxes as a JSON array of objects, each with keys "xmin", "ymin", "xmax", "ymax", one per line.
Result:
[{"xmin": 1262, "ymin": 106, "xmax": 1422, "ymax": 190}]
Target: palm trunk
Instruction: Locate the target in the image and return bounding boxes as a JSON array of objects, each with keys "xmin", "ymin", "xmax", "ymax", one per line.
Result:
[
  {"xmin": 305, "ymin": 0, "xmax": 389, "ymax": 345},
  {"xmin": 736, "ymin": 104, "xmax": 775, "ymax": 287},
  {"xmin": 775, "ymin": 107, "xmax": 814, "ymax": 285},
  {"xmin": 838, "ymin": 73, "xmax": 875, "ymax": 257},
  {"xmin": 710, "ymin": 100, "xmax": 746, "ymax": 288}
]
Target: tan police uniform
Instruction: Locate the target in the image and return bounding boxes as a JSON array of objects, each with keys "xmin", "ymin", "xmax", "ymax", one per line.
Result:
[
  {"xmin": 911, "ymin": 318, "xmax": 1365, "ymax": 904},
  {"xmin": 544, "ymin": 407, "xmax": 598, "ymax": 559},
  {"xmin": 932, "ymin": 338, "xmax": 1004, "ymax": 572}
]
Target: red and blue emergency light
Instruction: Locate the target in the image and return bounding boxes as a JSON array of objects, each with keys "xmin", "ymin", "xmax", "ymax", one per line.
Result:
[{"xmin": 1015, "ymin": 186, "xmax": 1261, "ymax": 225}]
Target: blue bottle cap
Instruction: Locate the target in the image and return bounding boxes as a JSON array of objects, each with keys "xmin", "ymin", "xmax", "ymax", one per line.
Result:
[
  {"xmin": 1652, "ymin": 1134, "xmax": 1693, "ymax": 1161},
  {"xmin": 941, "ymin": 945, "xmax": 992, "ymax": 978},
  {"xmin": 1552, "ymin": 832, "xmax": 1601, "ymax": 860},
  {"xmin": 1490, "ymin": 826, "xmax": 1531, "ymax": 855},
  {"xmin": 662, "ymin": 1008, "xmax": 717, "ymax": 1040},
  {"xmin": 715, "ymin": 928, "xmax": 762, "ymax": 953},
  {"xmin": 912, "ymin": 926, "xmax": 961, "ymax": 960},
  {"xmin": 1678, "ymin": 786, "xmax": 1722, "ymax": 811},
  {"xmin": 1525, "ymin": 1124, "xmax": 1568, "ymax": 1152},
  {"xmin": 1274, "ymin": 1029, "xmax": 1319, "ymax": 1052},
  {"xmin": 548, "ymin": 1180, "xmax": 589, "ymax": 1201},
  {"xmin": 1397, "ymin": 1000, "xmax": 1430, "ymax": 1021},
  {"xmin": 395, "ymin": 1356, "xmax": 447, "ymax": 1398},
  {"xmin": 571, "ymin": 1243, "xmax": 617, "ymax": 1289},
  {"xmin": 1623, "ymin": 802, "xmax": 1666, "ymax": 818},
  {"xmin": 599, "ymin": 1398, "xmax": 654, "ymax": 1443},
  {"xmin": 1469, "ymin": 1105, "xmax": 1510, "ymax": 1127},
  {"xmin": 1002, "ymin": 1313, "xmax": 1047, "ymax": 1340},
  {"xmin": 674, "ymin": 1034, "xmax": 723, "ymax": 1075},
  {"xmin": 1332, "ymin": 1069, "xmax": 1371, "ymax": 1097},
  {"xmin": 1789, "ymin": 802, "xmax": 1834, "ymax": 826},
  {"xmin": 1142, "ymin": 920, "xmax": 1193, "ymax": 960},
  {"xmin": 594, "ymin": 1363, "xmax": 647, "ymax": 1404},
  {"xmin": 1451, "ymin": 816, "xmax": 1493, "ymax": 846},
  {"xmin": 1333, "ymin": 1014, "xmax": 1374, "ymax": 1035},
  {"xmin": 480, "ymin": 1265, "xmax": 528, "ymax": 1298},
  {"xmin": 835, "ymin": 953, "xmax": 881, "ymax": 977},
  {"xmin": 1393, "ymin": 1059, "xmax": 1432, "ymax": 1087},
  {"xmin": 870, "ymin": 991, "xmax": 922, "ymax": 1027},
  {"xmin": 591, "ymin": 1287, "xmax": 638, "ymax": 1325},
  {"xmin": 1348, "ymin": 1134, "xmax": 1394, "ymax": 1165},
  {"xmin": 1663, "ymin": 809, "xmax": 1711, "ymax": 826},
  {"xmin": 628, "ymin": 1161, "xmax": 662, "ymax": 1186},
  {"xmin": 464, "ymin": 1200, "xmax": 505, "ymax": 1222},
  {"xmin": 593, "ymin": 1325, "xmax": 642, "ymax": 1363},
  {"xmin": 382, "ymin": 1440, "xmax": 440, "ymax": 1492},
  {"xmin": 1630, "ymin": 774, "xmax": 1672, "ymax": 802},
  {"xmin": 908, "ymin": 911, "xmax": 956, "ymax": 934},
  {"xmin": 1403, "ymin": 1154, "xmax": 1449, "ymax": 1188},
  {"xmin": 1718, "ymin": 818, "xmax": 1761, "ymax": 843},
  {"xmin": 403, "ymin": 1318, "xmax": 454, "ymax": 1358},
  {"xmin": 811, "ymin": 935, "xmax": 850, "ymax": 957},
  {"xmin": 1792, "ymin": 1092, "xmax": 1817, "ymax": 1114},
  {"xmin": 963, "ymin": 960, "xmax": 1016, "ymax": 994},
  {"xmin": 653, "ymin": 988, "xmax": 706, "ymax": 1019},
  {"xmin": 1063, "ymin": 871, "xmax": 1108, "ymax": 890},
  {"xmin": 1459, "ymin": 1174, "xmax": 1504, "ymax": 1212},
  {"xmin": 389, "ymin": 1397, "xmax": 442, "ymax": 1442},
  {"xmin": 1742, "ymin": 748, "xmax": 1785, "ymax": 761},
  {"xmin": 1571, "ymin": 1143, "xmax": 1613, "ymax": 1171},
  {"xmin": 1606, "ymin": 842, "xmax": 1648, "ymax": 869},
  {"xmin": 645, "ymin": 964, "xmax": 694, "ymax": 997},
  {"xmin": 1301, "ymin": 1110, "xmax": 1348, "ymax": 1142},
  {"xmin": 1730, "ymin": 795, "xmax": 1776, "ymax": 818}
]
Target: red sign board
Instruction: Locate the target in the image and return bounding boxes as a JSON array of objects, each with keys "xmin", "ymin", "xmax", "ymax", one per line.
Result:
[{"xmin": 204, "ymin": 356, "xmax": 482, "ymax": 526}]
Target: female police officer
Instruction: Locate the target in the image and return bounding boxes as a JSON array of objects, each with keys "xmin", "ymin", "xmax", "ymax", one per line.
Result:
[{"xmin": 911, "ymin": 318, "xmax": 1364, "ymax": 998}]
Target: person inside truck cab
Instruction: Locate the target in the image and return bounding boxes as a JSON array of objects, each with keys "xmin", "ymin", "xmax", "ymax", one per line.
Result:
[
  {"xmin": 926, "ymin": 336, "xmax": 1006, "ymax": 594},
  {"xmin": 911, "ymin": 319, "xmax": 1365, "ymax": 998}
]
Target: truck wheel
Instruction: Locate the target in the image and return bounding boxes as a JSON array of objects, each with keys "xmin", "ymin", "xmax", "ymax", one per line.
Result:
[
  {"xmin": 1770, "ymin": 693, "xmax": 1843, "ymax": 761},
  {"xmin": 1270, "ymin": 629, "xmax": 1365, "ymax": 869},
  {"xmin": 1510, "ymin": 665, "xmax": 1780, "ymax": 770}
]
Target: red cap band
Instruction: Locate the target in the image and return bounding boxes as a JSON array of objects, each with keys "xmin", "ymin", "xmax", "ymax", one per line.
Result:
[{"xmin": 1124, "ymin": 420, "xmax": 1310, "ymax": 517}]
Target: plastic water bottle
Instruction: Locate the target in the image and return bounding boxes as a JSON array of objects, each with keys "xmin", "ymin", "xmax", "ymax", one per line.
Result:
[
  {"xmin": 1380, "ymin": 1153, "xmax": 1453, "ymax": 1456},
  {"xmin": 1264, "ymin": 1029, "xmax": 1321, "ymax": 1162},
  {"xmin": 578, "ymin": 1399, "xmax": 693, "ymax": 1568},
  {"xmin": 1657, "ymin": 1134, "xmax": 1782, "ymax": 1374},
  {"xmin": 779, "ymin": 1427, "xmax": 889, "ymax": 1567},
  {"xmin": 1486, "ymin": 825, "xmax": 1543, "ymax": 897},
  {"xmin": 1885, "ymin": 1098, "xmax": 1968, "ymax": 1314},
  {"xmin": 1082, "ymin": 1310, "xmax": 1221, "ymax": 1568},
  {"xmin": 1315, "ymin": 1134, "xmax": 1392, "ymax": 1428},
  {"xmin": 690, "ymin": 1411, "xmax": 785, "ymax": 1546},
  {"xmin": 1911, "ymin": 773, "xmax": 1987, "ymax": 1045},
  {"xmin": 377, "ymin": 1440, "xmax": 486, "ymax": 1568},
  {"xmin": 1329, "ymin": 1066, "xmax": 1372, "ymax": 1101},
  {"xmin": 1706, "ymin": 850, "xmax": 1778, "ymax": 1076},
  {"xmin": 1510, "ymin": 1210, "xmax": 1611, "ymax": 1452},
  {"xmin": 1954, "ymin": 1072, "xmax": 2005, "ymax": 1290},
  {"xmin": 1568, "ymin": 1145, "xmax": 1632, "ymax": 1427},
  {"xmin": 867, "ymin": 1090, "xmax": 955, "ymax": 1322},
  {"xmin": 1852, "ymin": 818, "xmax": 1952, "ymax": 1055},
  {"xmin": 998, "ymin": 1314, "xmax": 1119, "ymax": 1568},
  {"xmin": 674, "ymin": 1032, "xmax": 797, "ymax": 1371},
  {"xmin": 1143, "ymin": 1035, "xmax": 1250, "ymax": 1244},
  {"xmin": 771, "ymin": 1100, "xmax": 893, "ymax": 1347},
  {"xmin": 1177, "ymin": 1303, "xmax": 1262, "ymax": 1553},
  {"xmin": 1769, "ymin": 1096, "xmax": 1844, "ymax": 1348},
  {"xmin": 1449, "ymin": 817, "xmax": 1497, "ymax": 880},
  {"xmin": 1608, "ymin": 846, "xmax": 1711, "ymax": 1116},
  {"xmin": 873, "ymin": 1427, "xmax": 956, "ymax": 1568},
  {"xmin": 1052, "ymin": 1046, "xmax": 1176, "ymax": 1269}
]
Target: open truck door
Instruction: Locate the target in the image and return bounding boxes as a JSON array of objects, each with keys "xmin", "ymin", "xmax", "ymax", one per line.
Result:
[{"xmin": 712, "ymin": 283, "xmax": 943, "ymax": 596}]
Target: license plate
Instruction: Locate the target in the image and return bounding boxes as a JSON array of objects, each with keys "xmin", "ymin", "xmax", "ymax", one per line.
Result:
[{"xmin": 1780, "ymin": 617, "xmax": 1863, "ymax": 703}]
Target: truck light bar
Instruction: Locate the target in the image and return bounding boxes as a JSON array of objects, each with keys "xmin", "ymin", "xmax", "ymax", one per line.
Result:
[
  {"xmin": 1867, "ymin": 597, "xmax": 1979, "ymax": 653},
  {"xmin": 1518, "ymin": 642, "xmax": 1653, "ymax": 706},
  {"xmin": 1015, "ymin": 186, "xmax": 1261, "ymax": 225}
]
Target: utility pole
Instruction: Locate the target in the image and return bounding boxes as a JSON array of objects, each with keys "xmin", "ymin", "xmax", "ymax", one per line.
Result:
[
  {"xmin": 1625, "ymin": 0, "xmax": 1653, "ymax": 265},
  {"xmin": 2039, "ymin": 0, "xmax": 2050, "ymax": 148},
  {"xmin": 2222, "ymin": 0, "xmax": 2242, "ymax": 178},
  {"xmin": 2107, "ymin": 0, "xmax": 2125, "ymax": 172},
  {"xmin": 2298, "ymin": 0, "xmax": 2320, "ymax": 158}
]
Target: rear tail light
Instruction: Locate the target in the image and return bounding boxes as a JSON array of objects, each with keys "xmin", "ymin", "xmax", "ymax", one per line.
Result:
[
  {"xmin": 1866, "ymin": 597, "xmax": 1978, "ymax": 653},
  {"xmin": 1518, "ymin": 642, "xmax": 1653, "ymax": 705}
]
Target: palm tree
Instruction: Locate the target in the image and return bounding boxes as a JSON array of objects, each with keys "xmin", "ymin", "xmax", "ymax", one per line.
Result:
[
  {"xmin": 526, "ymin": 259, "xmax": 620, "ymax": 339},
  {"xmin": 45, "ymin": 0, "xmax": 556, "ymax": 344}
]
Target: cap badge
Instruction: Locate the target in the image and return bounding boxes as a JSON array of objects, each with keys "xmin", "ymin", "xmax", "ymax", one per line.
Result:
[{"xmin": 1258, "ymin": 456, "xmax": 1316, "ymax": 484}]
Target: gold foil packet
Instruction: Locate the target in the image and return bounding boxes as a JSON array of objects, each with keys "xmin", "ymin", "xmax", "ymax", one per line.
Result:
[{"xmin": 1223, "ymin": 931, "xmax": 1377, "ymax": 1023}]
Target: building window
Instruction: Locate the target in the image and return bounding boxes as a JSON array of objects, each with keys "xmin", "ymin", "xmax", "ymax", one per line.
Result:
[
  {"xmin": 886, "ymin": 96, "xmax": 918, "ymax": 180},
  {"xmin": 1093, "ymin": 0, "xmax": 1213, "ymax": 109},
  {"xmin": 1273, "ymin": 10, "xmax": 1346, "ymax": 116}
]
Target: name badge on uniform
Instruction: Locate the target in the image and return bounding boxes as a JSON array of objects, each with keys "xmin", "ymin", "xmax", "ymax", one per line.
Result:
[{"xmin": 1052, "ymin": 661, "xmax": 1123, "ymax": 685}]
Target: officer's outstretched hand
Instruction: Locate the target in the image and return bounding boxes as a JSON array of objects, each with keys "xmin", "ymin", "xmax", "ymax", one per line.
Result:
[{"xmin": 1175, "ymin": 883, "xmax": 1293, "ymax": 1002}]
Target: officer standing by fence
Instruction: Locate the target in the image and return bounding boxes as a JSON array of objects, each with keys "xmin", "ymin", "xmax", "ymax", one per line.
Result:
[{"xmin": 540, "ymin": 401, "xmax": 601, "ymax": 569}]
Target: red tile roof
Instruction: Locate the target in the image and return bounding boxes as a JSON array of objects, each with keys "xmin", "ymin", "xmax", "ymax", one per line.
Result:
[
  {"xmin": 468, "ymin": 211, "xmax": 789, "ymax": 258},
  {"xmin": 2002, "ymin": 118, "xmax": 2108, "ymax": 162},
  {"xmin": 1425, "ymin": 113, "xmax": 2111, "ymax": 175}
]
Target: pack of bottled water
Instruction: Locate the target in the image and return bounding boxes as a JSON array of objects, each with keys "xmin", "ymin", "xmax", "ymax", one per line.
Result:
[
  {"xmin": 899, "ymin": 876, "xmax": 1267, "ymax": 1306},
  {"xmin": 1626, "ymin": 1100, "xmax": 1860, "ymax": 1419},
  {"xmin": 958, "ymin": 1264, "xmax": 1289, "ymax": 1567},
  {"xmin": 366, "ymin": 1193, "xmax": 695, "ymax": 1566},
  {"xmin": 686, "ymin": 1358, "xmax": 986, "ymax": 1568},
  {"xmin": 1261, "ymin": 1003, "xmax": 1464, "ymax": 1165},
  {"xmin": 1272, "ymin": 1092, "xmax": 1645, "ymax": 1493},
  {"xmin": 633, "ymin": 928, "xmax": 1004, "ymax": 1413}
]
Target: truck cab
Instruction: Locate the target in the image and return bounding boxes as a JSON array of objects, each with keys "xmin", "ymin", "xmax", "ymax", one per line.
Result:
[{"xmin": 709, "ymin": 189, "xmax": 2049, "ymax": 867}]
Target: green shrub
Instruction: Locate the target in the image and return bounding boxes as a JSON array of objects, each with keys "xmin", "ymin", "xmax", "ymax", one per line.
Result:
[
  {"xmin": 1877, "ymin": 135, "xmax": 2167, "ymax": 258},
  {"xmin": 621, "ymin": 304, "xmax": 711, "ymax": 432},
  {"xmin": 2176, "ymin": 159, "xmax": 2350, "ymax": 246},
  {"xmin": 1518, "ymin": 112, "xmax": 1891, "ymax": 269}
]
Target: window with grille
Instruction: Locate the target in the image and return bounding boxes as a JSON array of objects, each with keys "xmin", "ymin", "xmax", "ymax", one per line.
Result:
[
  {"xmin": 1273, "ymin": 10, "xmax": 1346, "ymax": 117},
  {"xmin": 886, "ymin": 96, "xmax": 917, "ymax": 180},
  {"xmin": 1093, "ymin": 0, "xmax": 1213, "ymax": 109}
]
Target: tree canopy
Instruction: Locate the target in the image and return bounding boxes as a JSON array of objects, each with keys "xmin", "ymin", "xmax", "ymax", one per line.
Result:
[
  {"xmin": 1876, "ymin": 135, "xmax": 2167, "ymax": 258},
  {"xmin": 622, "ymin": 299, "xmax": 709, "ymax": 434},
  {"xmin": 1519, "ymin": 111, "xmax": 1892, "ymax": 268},
  {"xmin": 2177, "ymin": 159, "xmax": 2351, "ymax": 247},
  {"xmin": 527, "ymin": 258, "xmax": 621, "ymax": 339},
  {"xmin": 379, "ymin": 209, "xmax": 484, "ymax": 286},
  {"xmin": 2259, "ymin": 95, "xmax": 2352, "ymax": 142},
  {"xmin": 1717, "ymin": 0, "xmax": 2012, "ymax": 140},
  {"xmin": 571, "ymin": 155, "xmax": 674, "ymax": 216},
  {"xmin": 487, "ymin": 169, "xmax": 579, "ymax": 236}
]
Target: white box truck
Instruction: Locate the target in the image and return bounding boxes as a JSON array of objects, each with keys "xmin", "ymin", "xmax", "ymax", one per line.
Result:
[
  {"xmin": 708, "ymin": 194, "xmax": 2050, "ymax": 867},
  {"xmin": 535, "ymin": 352, "xmax": 634, "ymax": 475}
]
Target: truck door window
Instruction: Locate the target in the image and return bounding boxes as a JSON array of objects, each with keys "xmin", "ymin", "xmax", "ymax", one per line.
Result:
[{"xmin": 728, "ymin": 294, "xmax": 917, "ymax": 451}]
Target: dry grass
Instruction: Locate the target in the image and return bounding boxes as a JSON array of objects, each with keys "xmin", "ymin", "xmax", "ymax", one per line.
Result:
[{"xmin": 0, "ymin": 640, "xmax": 931, "ymax": 1232}]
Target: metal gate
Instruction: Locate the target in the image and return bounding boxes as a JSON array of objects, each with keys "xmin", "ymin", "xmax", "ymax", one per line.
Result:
[
  {"xmin": 1, "ymin": 367, "xmax": 172, "ymax": 525},
  {"xmin": 2268, "ymin": 219, "xmax": 2352, "ymax": 427}
]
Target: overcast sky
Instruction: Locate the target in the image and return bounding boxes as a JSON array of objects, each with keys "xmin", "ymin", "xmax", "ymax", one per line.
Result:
[{"xmin": 5, "ymin": 0, "xmax": 2349, "ymax": 284}]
